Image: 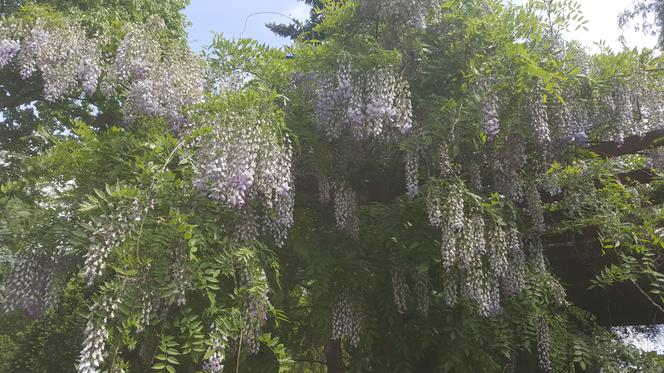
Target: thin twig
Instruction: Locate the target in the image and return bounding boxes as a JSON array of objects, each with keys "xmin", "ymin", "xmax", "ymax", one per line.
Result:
[
  {"xmin": 240, "ymin": 11, "xmax": 299, "ymax": 38},
  {"xmin": 631, "ymin": 280, "xmax": 664, "ymax": 314},
  {"xmin": 235, "ymin": 328, "xmax": 244, "ymax": 373}
]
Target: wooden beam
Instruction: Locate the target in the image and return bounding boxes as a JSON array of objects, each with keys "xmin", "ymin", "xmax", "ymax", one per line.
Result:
[{"xmin": 589, "ymin": 128, "xmax": 664, "ymax": 157}]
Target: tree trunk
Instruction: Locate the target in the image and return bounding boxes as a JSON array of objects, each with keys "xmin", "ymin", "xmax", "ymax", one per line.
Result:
[{"xmin": 325, "ymin": 339, "xmax": 344, "ymax": 373}]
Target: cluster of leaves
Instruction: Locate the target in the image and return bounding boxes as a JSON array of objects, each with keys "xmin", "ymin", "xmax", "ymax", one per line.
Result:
[{"xmin": 2, "ymin": 0, "xmax": 664, "ymax": 372}]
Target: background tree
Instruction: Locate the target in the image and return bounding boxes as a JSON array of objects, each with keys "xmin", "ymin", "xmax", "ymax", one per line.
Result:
[
  {"xmin": 619, "ymin": 0, "xmax": 664, "ymax": 47},
  {"xmin": 266, "ymin": 0, "xmax": 333, "ymax": 41}
]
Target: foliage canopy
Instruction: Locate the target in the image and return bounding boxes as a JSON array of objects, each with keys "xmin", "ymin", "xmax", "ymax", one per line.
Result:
[{"xmin": 1, "ymin": 0, "xmax": 664, "ymax": 372}]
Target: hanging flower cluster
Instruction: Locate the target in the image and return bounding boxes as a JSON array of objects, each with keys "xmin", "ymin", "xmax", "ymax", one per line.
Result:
[
  {"xmin": 77, "ymin": 295, "xmax": 119, "ymax": 373},
  {"xmin": 333, "ymin": 183, "xmax": 360, "ymax": 238},
  {"xmin": 429, "ymin": 185, "xmax": 464, "ymax": 269},
  {"xmin": 437, "ymin": 142, "xmax": 454, "ymax": 177},
  {"xmin": 318, "ymin": 174, "xmax": 332, "ymax": 205},
  {"xmin": 0, "ymin": 38, "xmax": 20, "ymax": 68},
  {"xmin": 555, "ymin": 94, "xmax": 590, "ymax": 145},
  {"xmin": 0, "ymin": 16, "xmax": 203, "ymax": 126},
  {"xmin": 441, "ymin": 269, "xmax": 458, "ymax": 307},
  {"xmin": 525, "ymin": 180, "xmax": 545, "ymax": 234},
  {"xmin": 413, "ymin": 271, "xmax": 430, "ymax": 317},
  {"xmin": 475, "ymin": 77, "xmax": 501, "ymax": 140},
  {"xmin": 171, "ymin": 244, "xmax": 191, "ymax": 306},
  {"xmin": 103, "ymin": 18, "xmax": 204, "ymax": 127},
  {"xmin": 529, "ymin": 90, "xmax": 551, "ymax": 145},
  {"xmin": 332, "ymin": 288, "xmax": 362, "ymax": 349},
  {"xmin": 390, "ymin": 254, "xmax": 408, "ymax": 314},
  {"xmin": 192, "ymin": 112, "xmax": 294, "ymax": 246},
  {"xmin": 239, "ymin": 267, "xmax": 270, "ymax": 354},
  {"xmin": 82, "ymin": 197, "xmax": 148, "ymax": 286},
  {"xmin": 2, "ymin": 246, "xmax": 68, "ymax": 318},
  {"xmin": 536, "ymin": 316, "xmax": 552, "ymax": 372},
  {"xmin": 203, "ymin": 328, "xmax": 228, "ymax": 373},
  {"xmin": 526, "ymin": 235, "xmax": 547, "ymax": 272},
  {"xmin": 503, "ymin": 229, "xmax": 526, "ymax": 296},
  {"xmin": 0, "ymin": 18, "xmax": 101, "ymax": 101},
  {"xmin": 485, "ymin": 226, "xmax": 508, "ymax": 315},
  {"xmin": 139, "ymin": 286, "xmax": 160, "ymax": 330},
  {"xmin": 426, "ymin": 185, "xmax": 529, "ymax": 315},
  {"xmin": 610, "ymin": 83, "xmax": 634, "ymax": 143},
  {"xmin": 493, "ymin": 135, "xmax": 526, "ymax": 203},
  {"xmin": 315, "ymin": 64, "xmax": 413, "ymax": 140},
  {"xmin": 405, "ymin": 150, "xmax": 420, "ymax": 198}
]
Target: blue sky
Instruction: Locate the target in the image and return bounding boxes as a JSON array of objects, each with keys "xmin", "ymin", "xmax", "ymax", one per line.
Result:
[
  {"xmin": 183, "ymin": 0, "xmax": 658, "ymax": 52},
  {"xmin": 183, "ymin": 0, "xmax": 311, "ymax": 51}
]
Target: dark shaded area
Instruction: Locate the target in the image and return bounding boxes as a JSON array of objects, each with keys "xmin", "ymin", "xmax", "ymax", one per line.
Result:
[{"xmin": 545, "ymin": 229, "xmax": 664, "ymax": 326}]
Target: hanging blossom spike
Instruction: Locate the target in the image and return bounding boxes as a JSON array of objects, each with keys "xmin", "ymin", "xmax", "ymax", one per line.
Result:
[
  {"xmin": 536, "ymin": 316, "xmax": 552, "ymax": 372},
  {"xmin": 77, "ymin": 295, "xmax": 119, "ymax": 373},
  {"xmin": 11, "ymin": 18, "xmax": 102, "ymax": 101},
  {"xmin": 2, "ymin": 246, "xmax": 68, "ymax": 318},
  {"xmin": 0, "ymin": 39, "xmax": 20, "ymax": 68},
  {"xmin": 314, "ymin": 63, "xmax": 413, "ymax": 141},
  {"xmin": 104, "ymin": 18, "xmax": 204, "ymax": 127},
  {"xmin": 390, "ymin": 254, "xmax": 408, "ymax": 314},
  {"xmin": 529, "ymin": 90, "xmax": 551, "ymax": 144},
  {"xmin": 405, "ymin": 150, "xmax": 419, "ymax": 199},
  {"xmin": 525, "ymin": 179, "xmax": 545, "ymax": 234},
  {"xmin": 413, "ymin": 270, "xmax": 430, "ymax": 317},
  {"xmin": 447, "ymin": 184, "xmax": 465, "ymax": 230},
  {"xmin": 439, "ymin": 217, "xmax": 457, "ymax": 269},
  {"xmin": 425, "ymin": 193, "xmax": 443, "ymax": 229},
  {"xmin": 426, "ymin": 187, "xmax": 464, "ymax": 269},
  {"xmin": 438, "ymin": 142, "xmax": 454, "ymax": 177},
  {"xmin": 503, "ymin": 229, "xmax": 526, "ymax": 297},
  {"xmin": 331, "ymin": 288, "xmax": 362, "ymax": 349},
  {"xmin": 495, "ymin": 135, "xmax": 526, "ymax": 203},
  {"xmin": 318, "ymin": 174, "xmax": 332, "ymax": 204},
  {"xmin": 526, "ymin": 235, "xmax": 547, "ymax": 272},
  {"xmin": 457, "ymin": 214, "xmax": 489, "ymax": 313},
  {"xmin": 239, "ymin": 267, "xmax": 270, "ymax": 354},
  {"xmin": 203, "ymin": 326, "xmax": 228, "ymax": 373},
  {"xmin": 485, "ymin": 226, "xmax": 508, "ymax": 315},
  {"xmin": 192, "ymin": 112, "xmax": 294, "ymax": 245},
  {"xmin": 365, "ymin": 68, "xmax": 398, "ymax": 137},
  {"xmin": 333, "ymin": 183, "xmax": 360, "ymax": 238},
  {"xmin": 82, "ymin": 197, "xmax": 146, "ymax": 286},
  {"xmin": 441, "ymin": 268, "xmax": 458, "ymax": 307},
  {"xmin": 171, "ymin": 244, "xmax": 191, "ymax": 307},
  {"xmin": 482, "ymin": 97, "xmax": 501, "ymax": 140},
  {"xmin": 315, "ymin": 76, "xmax": 345, "ymax": 139}
]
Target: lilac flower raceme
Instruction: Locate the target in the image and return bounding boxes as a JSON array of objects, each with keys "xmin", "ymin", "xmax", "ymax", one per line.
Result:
[
  {"xmin": 390, "ymin": 254, "xmax": 408, "ymax": 314},
  {"xmin": 0, "ymin": 39, "xmax": 20, "ymax": 68},
  {"xmin": 405, "ymin": 150, "xmax": 419, "ymax": 199},
  {"xmin": 10, "ymin": 19, "xmax": 102, "ymax": 101},
  {"xmin": 332, "ymin": 288, "xmax": 362, "ymax": 348},
  {"xmin": 193, "ymin": 111, "xmax": 294, "ymax": 245},
  {"xmin": 425, "ymin": 183, "xmax": 529, "ymax": 316},
  {"xmin": 77, "ymin": 296, "xmax": 119, "ymax": 373},
  {"xmin": 315, "ymin": 64, "xmax": 413, "ymax": 140},
  {"xmin": 529, "ymin": 91, "xmax": 551, "ymax": 144},
  {"xmin": 2, "ymin": 246, "xmax": 68, "ymax": 318},
  {"xmin": 333, "ymin": 183, "xmax": 360, "ymax": 238},
  {"xmin": 203, "ymin": 328, "xmax": 228, "ymax": 373}
]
